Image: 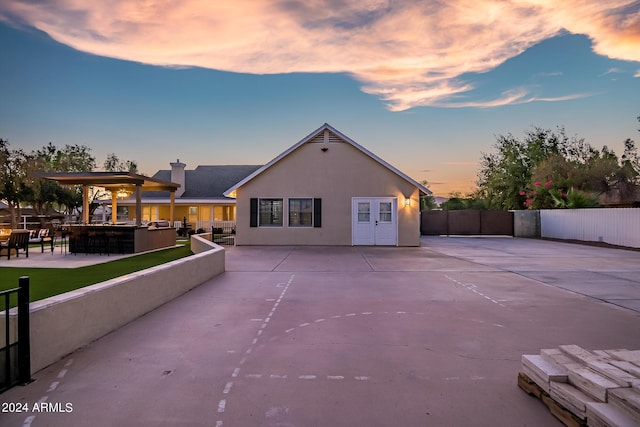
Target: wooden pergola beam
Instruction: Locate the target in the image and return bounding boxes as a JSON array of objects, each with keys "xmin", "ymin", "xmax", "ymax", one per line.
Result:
[{"xmin": 33, "ymin": 172, "xmax": 181, "ymax": 225}]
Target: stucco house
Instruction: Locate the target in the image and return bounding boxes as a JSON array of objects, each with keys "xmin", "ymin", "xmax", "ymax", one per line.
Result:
[{"xmin": 224, "ymin": 123, "xmax": 430, "ymax": 246}]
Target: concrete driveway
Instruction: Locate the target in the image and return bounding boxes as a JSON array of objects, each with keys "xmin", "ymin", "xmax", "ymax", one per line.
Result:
[{"xmin": 2, "ymin": 237, "xmax": 639, "ymax": 427}]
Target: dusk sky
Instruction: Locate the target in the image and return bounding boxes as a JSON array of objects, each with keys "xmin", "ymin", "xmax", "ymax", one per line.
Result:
[{"xmin": 1, "ymin": 1, "xmax": 639, "ymax": 196}]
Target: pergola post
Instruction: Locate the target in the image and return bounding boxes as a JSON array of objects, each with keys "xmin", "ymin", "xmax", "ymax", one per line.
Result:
[
  {"xmin": 170, "ymin": 191, "xmax": 176, "ymax": 226},
  {"xmin": 111, "ymin": 191, "xmax": 118, "ymax": 224},
  {"xmin": 135, "ymin": 184, "xmax": 142, "ymax": 226},
  {"xmin": 82, "ymin": 185, "xmax": 90, "ymax": 224}
]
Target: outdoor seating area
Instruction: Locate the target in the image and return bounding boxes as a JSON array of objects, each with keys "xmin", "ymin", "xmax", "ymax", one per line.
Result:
[
  {"xmin": 1, "ymin": 225, "xmax": 128, "ymax": 260},
  {"xmin": 0, "ymin": 238, "xmax": 147, "ymax": 268},
  {"xmin": 0, "ymin": 222, "xmax": 188, "ymax": 262}
]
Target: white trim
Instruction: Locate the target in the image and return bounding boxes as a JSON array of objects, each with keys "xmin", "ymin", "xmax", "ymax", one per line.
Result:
[{"xmin": 223, "ymin": 123, "xmax": 431, "ymax": 198}]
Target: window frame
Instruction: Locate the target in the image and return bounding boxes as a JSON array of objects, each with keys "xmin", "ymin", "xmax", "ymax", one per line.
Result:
[
  {"xmin": 378, "ymin": 201, "xmax": 392, "ymax": 223},
  {"xmin": 288, "ymin": 198, "xmax": 314, "ymax": 227},
  {"xmin": 258, "ymin": 198, "xmax": 284, "ymax": 227},
  {"xmin": 357, "ymin": 201, "xmax": 371, "ymax": 223}
]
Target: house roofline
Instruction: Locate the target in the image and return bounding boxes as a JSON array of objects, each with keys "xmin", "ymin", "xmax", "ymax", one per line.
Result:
[{"xmin": 223, "ymin": 123, "xmax": 431, "ymax": 197}]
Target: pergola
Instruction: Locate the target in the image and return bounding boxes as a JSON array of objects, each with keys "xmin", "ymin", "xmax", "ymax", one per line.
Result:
[{"xmin": 34, "ymin": 172, "xmax": 181, "ymax": 226}]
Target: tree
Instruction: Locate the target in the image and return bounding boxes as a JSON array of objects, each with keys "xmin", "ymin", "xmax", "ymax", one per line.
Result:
[
  {"xmin": 621, "ymin": 138, "xmax": 640, "ymax": 183},
  {"xmin": 523, "ymin": 145, "xmax": 620, "ymax": 209},
  {"xmin": 25, "ymin": 143, "xmax": 97, "ymax": 219},
  {"xmin": 104, "ymin": 153, "xmax": 138, "ymax": 173},
  {"xmin": 476, "ymin": 127, "xmax": 569, "ymax": 210},
  {"xmin": 440, "ymin": 196, "xmax": 466, "ymax": 210},
  {"xmin": 419, "ymin": 180, "xmax": 437, "ymax": 210},
  {"xmin": 440, "ymin": 191, "xmax": 489, "ymax": 210},
  {"xmin": 478, "ymin": 120, "xmax": 640, "ymax": 210},
  {"xmin": 0, "ymin": 139, "xmax": 30, "ymax": 228},
  {"xmin": 2, "ymin": 140, "xmax": 140, "ymax": 225}
]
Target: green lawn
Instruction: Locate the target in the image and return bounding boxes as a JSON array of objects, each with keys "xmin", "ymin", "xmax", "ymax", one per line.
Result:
[{"xmin": 0, "ymin": 244, "xmax": 193, "ymax": 306}]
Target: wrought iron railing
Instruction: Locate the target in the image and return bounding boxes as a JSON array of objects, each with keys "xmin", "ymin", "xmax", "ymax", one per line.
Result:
[{"xmin": 0, "ymin": 277, "xmax": 31, "ymax": 393}]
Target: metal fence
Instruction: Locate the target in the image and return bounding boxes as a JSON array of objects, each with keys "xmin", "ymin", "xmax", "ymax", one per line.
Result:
[
  {"xmin": 541, "ymin": 208, "xmax": 640, "ymax": 248},
  {"xmin": 0, "ymin": 277, "xmax": 31, "ymax": 393},
  {"xmin": 209, "ymin": 221, "xmax": 236, "ymax": 246}
]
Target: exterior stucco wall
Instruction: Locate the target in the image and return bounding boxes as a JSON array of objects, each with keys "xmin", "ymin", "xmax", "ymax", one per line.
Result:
[{"xmin": 235, "ymin": 141, "xmax": 421, "ymax": 246}]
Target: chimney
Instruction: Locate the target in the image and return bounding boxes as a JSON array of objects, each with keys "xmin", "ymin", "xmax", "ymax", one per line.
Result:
[{"xmin": 170, "ymin": 159, "xmax": 186, "ymax": 198}]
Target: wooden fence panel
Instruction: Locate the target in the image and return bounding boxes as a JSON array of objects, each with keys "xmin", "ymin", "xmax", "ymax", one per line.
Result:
[
  {"xmin": 448, "ymin": 210, "xmax": 481, "ymax": 235},
  {"xmin": 480, "ymin": 210, "xmax": 514, "ymax": 235},
  {"xmin": 421, "ymin": 211, "xmax": 448, "ymax": 235}
]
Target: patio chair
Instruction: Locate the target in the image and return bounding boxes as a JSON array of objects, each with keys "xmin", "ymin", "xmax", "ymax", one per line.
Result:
[
  {"xmin": 0, "ymin": 230, "xmax": 30, "ymax": 260},
  {"xmin": 29, "ymin": 228, "xmax": 55, "ymax": 253}
]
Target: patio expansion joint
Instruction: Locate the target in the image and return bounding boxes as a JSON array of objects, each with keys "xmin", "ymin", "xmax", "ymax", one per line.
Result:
[{"xmin": 270, "ymin": 247, "xmax": 296, "ymax": 272}]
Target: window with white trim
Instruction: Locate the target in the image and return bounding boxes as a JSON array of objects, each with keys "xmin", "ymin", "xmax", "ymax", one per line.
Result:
[
  {"xmin": 289, "ymin": 198, "xmax": 313, "ymax": 227},
  {"xmin": 259, "ymin": 199, "xmax": 283, "ymax": 226}
]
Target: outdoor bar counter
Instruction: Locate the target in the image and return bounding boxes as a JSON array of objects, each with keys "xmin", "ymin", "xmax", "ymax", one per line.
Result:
[{"xmin": 68, "ymin": 224, "xmax": 176, "ymax": 254}]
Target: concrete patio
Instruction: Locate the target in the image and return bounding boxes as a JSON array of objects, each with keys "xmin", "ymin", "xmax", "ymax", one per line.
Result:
[{"xmin": 1, "ymin": 236, "xmax": 639, "ymax": 427}]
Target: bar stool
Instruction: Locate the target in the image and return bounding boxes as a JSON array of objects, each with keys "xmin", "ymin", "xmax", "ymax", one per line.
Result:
[
  {"xmin": 87, "ymin": 230, "xmax": 108, "ymax": 254},
  {"xmin": 108, "ymin": 231, "xmax": 126, "ymax": 254},
  {"xmin": 69, "ymin": 229, "xmax": 88, "ymax": 255}
]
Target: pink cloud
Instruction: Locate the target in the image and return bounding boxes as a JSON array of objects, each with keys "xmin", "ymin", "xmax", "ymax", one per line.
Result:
[{"xmin": 1, "ymin": 0, "xmax": 637, "ymax": 110}]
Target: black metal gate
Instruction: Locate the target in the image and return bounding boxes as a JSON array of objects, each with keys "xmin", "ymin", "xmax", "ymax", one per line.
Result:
[{"xmin": 1, "ymin": 276, "xmax": 31, "ymax": 393}]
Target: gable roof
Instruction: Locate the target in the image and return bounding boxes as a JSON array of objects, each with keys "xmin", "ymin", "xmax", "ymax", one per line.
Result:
[
  {"xmin": 145, "ymin": 165, "xmax": 262, "ymax": 199},
  {"xmin": 223, "ymin": 123, "xmax": 431, "ymax": 197}
]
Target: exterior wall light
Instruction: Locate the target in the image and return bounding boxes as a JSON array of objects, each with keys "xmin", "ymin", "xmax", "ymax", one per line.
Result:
[{"xmin": 404, "ymin": 198, "xmax": 411, "ymax": 207}]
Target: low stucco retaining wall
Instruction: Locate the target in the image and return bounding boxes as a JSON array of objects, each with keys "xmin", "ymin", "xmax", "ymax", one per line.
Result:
[{"xmin": 4, "ymin": 234, "xmax": 224, "ymax": 373}]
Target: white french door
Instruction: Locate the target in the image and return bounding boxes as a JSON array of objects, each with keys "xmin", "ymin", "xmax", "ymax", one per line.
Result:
[{"xmin": 352, "ymin": 197, "xmax": 397, "ymax": 245}]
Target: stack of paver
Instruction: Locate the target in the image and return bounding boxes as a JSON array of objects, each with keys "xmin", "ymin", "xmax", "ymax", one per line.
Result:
[{"xmin": 518, "ymin": 345, "xmax": 640, "ymax": 427}]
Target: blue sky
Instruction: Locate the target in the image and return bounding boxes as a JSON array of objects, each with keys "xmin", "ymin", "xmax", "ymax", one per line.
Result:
[{"xmin": 1, "ymin": 1, "xmax": 639, "ymax": 196}]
